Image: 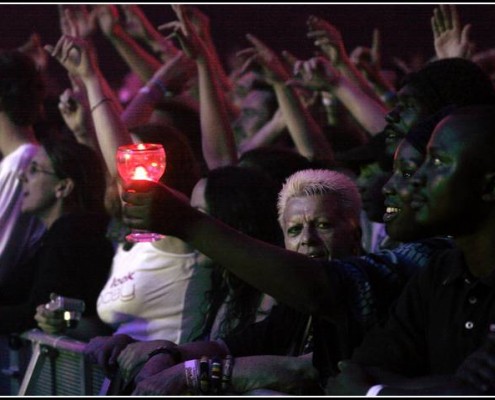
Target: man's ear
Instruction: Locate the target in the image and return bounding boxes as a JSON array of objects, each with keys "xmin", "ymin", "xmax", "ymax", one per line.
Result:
[
  {"xmin": 55, "ymin": 178, "xmax": 74, "ymax": 199},
  {"xmin": 481, "ymin": 172, "xmax": 495, "ymax": 201}
]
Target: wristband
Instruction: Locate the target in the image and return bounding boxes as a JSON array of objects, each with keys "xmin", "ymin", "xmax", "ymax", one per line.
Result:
[
  {"xmin": 366, "ymin": 384, "xmax": 386, "ymax": 396},
  {"xmin": 221, "ymin": 355, "xmax": 234, "ymax": 394},
  {"xmin": 199, "ymin": 356, "xmax": 210, "ymax": 394},
  {"xmin": 210, "ymin": 356, "xmax": 222, "ymax": 395},
  {"xmin": 184, "ymin": 359, "xmax": 200, "ymax": 395},
  {"xmin": 147, "ymin": 346, "xmax": 182, "ymax": 364},
  {"xmin": 90, "ymin": 97, "xmax": 112, "ymax": 113}
]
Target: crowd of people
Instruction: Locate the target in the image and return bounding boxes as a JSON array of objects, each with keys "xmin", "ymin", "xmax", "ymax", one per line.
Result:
[{"xmin": 2, "ymin": 3, "xmax": 495, "ymax": 396}]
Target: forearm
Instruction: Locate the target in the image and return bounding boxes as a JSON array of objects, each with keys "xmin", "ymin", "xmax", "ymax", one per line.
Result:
[
  {"xmin": 231, "ymin": 355, "xmax": 319, "ymax": 394},
  {"xmin": 106, "ymin": 25, "xmax": 162, "ymax": 83},
  {"xmin": 331, "ymin": 74, "xmax": 388, "ymax": 135},
  {"xmin": 337, "ymin": 55, "xmax": 383, "ymax": 104},
  {"xmin": 175, "ymin": 208, "xmax": 335, "ymax": 316},
  {"xmin": 121, "ymin": 80, "xmax": 163, "ymax": 128},
  {"xmin": 197, "ymin": 57, "xmax": 238, "ymax": 169},
  {"xmin": 237, "ymin": 109, "xmax": 287, "ymax": 154},
  {"xmin": 273, "ymin": 83, "xmax": 334, "ymax": 163},
  {"xmin": 83, "ymin": 73, "xmax": 132, "ymax": 176}
]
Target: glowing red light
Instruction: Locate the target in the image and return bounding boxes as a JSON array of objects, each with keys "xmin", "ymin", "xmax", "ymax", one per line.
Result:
[{"xmin": 116, "ymin": 143, "xmax": 166, "ymax": 183}]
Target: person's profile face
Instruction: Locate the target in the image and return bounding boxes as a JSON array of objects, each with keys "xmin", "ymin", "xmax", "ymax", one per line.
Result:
[
  {"xmin": 383, "ymin": 85, "xmax": 430, "ymax": 159},
  {"xmin": 382, "ymin": 140, "xmax": 425, "ymax": 241},
  {"xmin": 232, "ymin": 89, "xmax": 274, "ymax": 141},
  {"xmin": 282, "ymin": 194, "xmax": 360, "ymax": 261},
  {"xmin": 20, "ymin": 147, "xmax": 60, "ymax": 217},
  {"xmin": 409, "ymin": 116, "xmax": 484, "ymax": 236},
  {"xmin": 356, "ymin": 162, "xmax": 390, "ymax": 223}
]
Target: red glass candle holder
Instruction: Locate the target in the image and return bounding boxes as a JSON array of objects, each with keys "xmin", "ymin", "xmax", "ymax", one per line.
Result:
[{"xmin": 116, "ymin": 143, "xmax": 166, "ymax": 243}]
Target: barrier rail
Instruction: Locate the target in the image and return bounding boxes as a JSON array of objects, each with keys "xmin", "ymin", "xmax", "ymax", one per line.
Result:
[{"xmin": 17, "ymin": 329, "xmax": 107, "ymax": 396}]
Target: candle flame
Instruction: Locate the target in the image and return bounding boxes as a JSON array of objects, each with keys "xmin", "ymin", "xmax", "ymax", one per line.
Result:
[
  {"xmin": 137, "ymin": 143, "xmax": 146, "ymax": 150},
  {"xmin": 133, "ymin": 166, "xmax": 149, "ymax": 180}
]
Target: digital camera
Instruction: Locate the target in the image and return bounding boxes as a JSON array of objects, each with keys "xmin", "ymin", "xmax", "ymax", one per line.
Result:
[{"xmin": 44, "ymin": 294, "xmax": 86, "ymax": 329}]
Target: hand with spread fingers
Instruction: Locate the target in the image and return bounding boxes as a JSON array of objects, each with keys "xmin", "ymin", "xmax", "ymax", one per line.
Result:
[{"xmin": 432, "ymin": 4, "xmax": 474, "ymax": 60}]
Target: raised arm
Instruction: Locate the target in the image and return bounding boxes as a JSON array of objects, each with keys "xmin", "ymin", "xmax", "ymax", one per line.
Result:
[
  {"xmin": 121, "ymin": 51, "xmax": 197, "ymax": 129},
  {"xmin": 162, "ymin": 4, "xmax": 237, "ymax": 169},
  {"xmin": 349, "ymin": 29, "xmax": 397, "ymax": 108},
  {"xmin": 291, "ymin": 56, "xmax": 387, "ymax": 136},
  {"xmin": 119, "ymin": 4, "xmax": 180, "ymax": 63},
  {"xmin": 238, "ymin": 33, "xmax": 334, "ymax": 164},
  {"xmin": 44, "ymin": 32, "xmax": 131, "ymax": 177},
  {"xmin": 121, "ymin": 180, "xmax": 340, "ymax": 319},
  {"xmin": 306, "ymin": 15, "xmax": 382, "ymax": 104},
  {"xmin": 94, "ymin": 5, "xmax": 162, "ymax": 83}
]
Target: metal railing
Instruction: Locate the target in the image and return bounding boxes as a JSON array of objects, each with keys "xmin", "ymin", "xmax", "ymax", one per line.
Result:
[{"xmin": 16, "ymin": 329, "xmax": 108, "ymax": 396}]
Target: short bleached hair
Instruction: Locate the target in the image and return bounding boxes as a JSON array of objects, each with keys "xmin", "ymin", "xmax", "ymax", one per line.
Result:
[{"xmin": 277, "ymin": 169, "xmax": 362, "ymax": 227}]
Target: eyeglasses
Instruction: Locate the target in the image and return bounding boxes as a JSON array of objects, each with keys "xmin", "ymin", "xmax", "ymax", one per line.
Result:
[{"xmin": 27, "ymin": 161, "xmax": 58, "ymax": 177}]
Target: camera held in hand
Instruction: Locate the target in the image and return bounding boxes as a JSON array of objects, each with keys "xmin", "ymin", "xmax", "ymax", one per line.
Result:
[{"xmin": 44, "ymin": 293, "xmax": 86, "ymax": 329}]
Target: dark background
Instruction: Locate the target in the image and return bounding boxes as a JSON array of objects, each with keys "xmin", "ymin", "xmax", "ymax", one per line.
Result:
[{"xmin": 3, "ymin": 4, "xmax": 495, "ymax": 89}]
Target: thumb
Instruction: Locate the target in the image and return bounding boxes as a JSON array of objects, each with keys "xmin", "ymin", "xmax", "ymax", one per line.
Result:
[{"xmin": 460, "ymin": 24, "xmax": 472, "ymax": 45}]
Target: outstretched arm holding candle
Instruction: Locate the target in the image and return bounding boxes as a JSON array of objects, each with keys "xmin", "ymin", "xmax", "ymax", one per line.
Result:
[{"xmin": 121, "ymin": 179, "xmax": 339, "ymax": 320}]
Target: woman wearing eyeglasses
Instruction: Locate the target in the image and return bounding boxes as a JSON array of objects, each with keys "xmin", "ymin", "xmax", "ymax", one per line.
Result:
[{"xmin": 0, "ymin": 134, "xmax": 114, "ymax": 340}]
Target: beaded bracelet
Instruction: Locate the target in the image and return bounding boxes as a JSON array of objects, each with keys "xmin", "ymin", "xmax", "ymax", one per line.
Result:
[
  {"xmin": 199, "ymin": 356, "xmax": 210, "ymax": 394},
  {"xmin": 184, "ymin": 359, "xmax": 200, "ymax": 395},
  {"xmin": 210, "ymin": 356, "xmax": 223, "ymax": 395},
  {"xmin": 221, "ymin": 355, "xmax": 234, "ymax": 393}
]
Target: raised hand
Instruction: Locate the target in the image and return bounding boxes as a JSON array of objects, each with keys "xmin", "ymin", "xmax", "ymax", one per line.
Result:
[
  {"xmin": 306, "ymin": 15, "xmax": 347, "ymax": 65},
  {"xmin": 349, "ymin": 29, "xmax": 382, "ymax": 81},
  {"xmin": 120, "ymin": 4, "xmax": 179, "ymax": 62},
  {"xmin": 120, "ymin": 4, "xmax": 152, "ymax": 42},
  {"xmin": 159, "ymin": 4, "xmax": 208, "ymax": 62},
  {"xmin": 92, "ymin": 4, "xmax": 121, "ymax": 38},
  {"xmin": 237, "ymin": 33, "xmax": 291, "ymax": 86},
  {"xmin": 58, "ymin": 5, "xmax": 98, "ymax": 39},
  {"xmin": 431, "ymin": 4, "xmax": 473, "ymax": 59},
  {"xmin": 58, "ymin": 82, "xmax": 89, "ymax": 135},
  {"xmin": 290, "ymin": 56, "xmax": 342, "ymax": 93},
  {"xmin": 17, "ymin": 33, "xmax": 49, "ymax": 71},
  {"xmin": 44, "ymin": 34, "xmax": 98, "ymax": 81}
]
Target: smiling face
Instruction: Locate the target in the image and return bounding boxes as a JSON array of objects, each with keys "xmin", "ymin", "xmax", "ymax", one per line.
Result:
[
  {"xmin": 382, "ymin": 140, "xmax": 426, "ymax": 242},
  {"xmin": 20, "ymin": 147, "xmax": 61, "ymax": 219},
  {"xmin": 281, "ymin": 194, "xmax": 360, "ymax": 261}
]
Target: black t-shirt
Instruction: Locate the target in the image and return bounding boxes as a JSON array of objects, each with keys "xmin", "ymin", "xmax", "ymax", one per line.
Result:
[
  {"xmin": 352, "ymin": 247, "xmax": 495, "ymax": 376},
  {"xmin": 225, "ymin": 237, "xmax": 454, "ymax": 386},
  {"xmin": 0, "ymin": 212, "xmax": 114, "ymax": 335}
]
